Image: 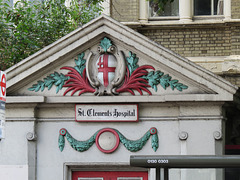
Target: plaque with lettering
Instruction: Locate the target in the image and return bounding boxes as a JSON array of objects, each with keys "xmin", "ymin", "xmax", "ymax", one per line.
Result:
[{"xmin": 75, "ymin": 104, "xmax": 138, "ymax": 122}]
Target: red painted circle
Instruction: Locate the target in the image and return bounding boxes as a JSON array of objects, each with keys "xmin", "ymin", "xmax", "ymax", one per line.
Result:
[
  {"xmin": 59, "ymin": 128, "xmax": 67, "ymax": 136},
  {"xmin": 96, "ymin": 128, "xmax": 120, "ymax": 153},
  {"xmin": 1, "ymin": 74, "xmax": 6, "ymax": 96},
  {"xmin": 150, "ymin": 127, "xmax": 157, "ymax": 135}
]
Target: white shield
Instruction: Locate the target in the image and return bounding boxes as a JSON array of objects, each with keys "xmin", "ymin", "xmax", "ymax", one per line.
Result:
[{"xmin": 96, "ymin": 54, "xmax": 117, "ymax": 87}]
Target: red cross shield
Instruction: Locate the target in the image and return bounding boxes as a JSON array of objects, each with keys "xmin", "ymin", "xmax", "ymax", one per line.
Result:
[{"xmin": 97, "ymin": 54, "xmax": 117, "ymax": 87}]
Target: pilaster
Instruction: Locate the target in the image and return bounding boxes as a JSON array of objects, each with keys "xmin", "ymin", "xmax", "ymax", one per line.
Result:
[{"xmin": 179, "ymin": 0, "xmax": 193, "ymax": 22}]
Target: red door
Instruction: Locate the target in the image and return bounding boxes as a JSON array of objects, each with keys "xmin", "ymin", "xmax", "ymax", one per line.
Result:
[{"xmin": 72, "ymin": 171, "xmax": 148, "ymax": 180}]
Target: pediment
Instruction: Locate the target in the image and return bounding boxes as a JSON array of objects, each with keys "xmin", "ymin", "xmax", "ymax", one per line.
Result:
[{"xmin": 5, "ymin": 15, "xmax": 238, "ymax": 103}]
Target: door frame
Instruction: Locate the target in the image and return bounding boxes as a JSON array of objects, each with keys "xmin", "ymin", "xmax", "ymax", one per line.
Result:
[{"xmin": 64, "ymin": 162, "xmax": 149, "ymax": 180}]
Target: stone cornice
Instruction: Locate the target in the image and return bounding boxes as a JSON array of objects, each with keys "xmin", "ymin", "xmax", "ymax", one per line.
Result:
[{"xmin": 5, "ymin": 95, "xmax": 230, "ymax": 104}]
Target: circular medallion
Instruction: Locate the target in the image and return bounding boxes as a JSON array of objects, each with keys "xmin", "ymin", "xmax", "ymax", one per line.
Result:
[
  {"xmin": 96, "ymin": 128, "xmax": 120, "ymax": 153},
  {"xmin": 150, "ymin": 127, "xmax": 157, "ymax": 135},
  {"xmin": 59, "ymin": 128, "xmax": 67, "ymax": 136}
]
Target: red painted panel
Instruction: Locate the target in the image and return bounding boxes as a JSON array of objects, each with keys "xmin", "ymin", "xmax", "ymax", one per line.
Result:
[
  {"xmin": 72, "ymin": 171, "xmax": 148, "ymax": 180},
  {"xmin": 225, "ymin": 145, "xmax": 240, "ymax": 150}
]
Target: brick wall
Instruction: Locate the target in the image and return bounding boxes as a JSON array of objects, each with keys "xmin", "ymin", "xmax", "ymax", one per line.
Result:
[
  {"xmin": 111, "ymin": 0, "xmax": 139, "ymax": 22},
  {"xmin": 232, "ymin": 0, "xmax": 240, "ymax": 19},
  {"xmin": 110, "ymin": 0, "xmax": 240, "ymax": 21},
  {"xmin": 221, "ymin": 74, "xmax": 240, "ymax": 87},
  {"xmin": 109, "ymin": 0, "xmax": 240, "ymax": 86},
  {"xmin": 231, "ymin": 24, "xmax": 240, "ymax": 55},
  {"xmin": 138, "ymin": 26, "xmax": 232, "ymax": 57}
]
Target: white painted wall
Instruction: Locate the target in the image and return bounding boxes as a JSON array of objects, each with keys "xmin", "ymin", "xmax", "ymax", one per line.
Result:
[
  {"xmin": 0, "ymin": 165, "xmax": 28, "ymax": 180},
  {"xmin": 36, "ymin": 116, "xmax": 222, "ymax": 179},
  {"xmin": 1, "ymin": 102, "xmax": 225, "ymax": 180},
  {"xmin": 1, "ymin": 100, "xmax": 225, "ymax": 180}
]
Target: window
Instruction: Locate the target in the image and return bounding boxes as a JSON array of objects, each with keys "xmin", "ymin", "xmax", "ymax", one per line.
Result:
[
  {"xmin": 194, "ymin": 0, "xmax": 224, "ymax": 15},
  {"xmin": 147, "ymin": 0, "xmax": 227, "ymax": 21},
  {"xmin": 149, "ymin": 0, "xmax": 179, "ymax": 17}
]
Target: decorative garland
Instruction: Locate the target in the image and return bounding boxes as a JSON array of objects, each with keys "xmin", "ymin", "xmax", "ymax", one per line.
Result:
[
  {"xmin": 59, "ymin": 128, "xmax": 98, "ymax": 152},
  {"xmin": 58, "ymin": 127, "xmax": 159, "ymax": 153},
  {"xmin": 29, "ymin": 37, "xmax": 188, "ymax": 95},
  {"xmin": 115, "ymin": 127, "xmax": 159, "ymax": 152}
]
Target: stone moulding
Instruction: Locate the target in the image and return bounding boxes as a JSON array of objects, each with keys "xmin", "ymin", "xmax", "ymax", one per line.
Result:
[
  {"xmin": 58, "ymin": 127, "xmax": 159, "ymax": 153},
  {"xmin": 28, "ymin": 37, "xmax": 188, "ymax": 96}
]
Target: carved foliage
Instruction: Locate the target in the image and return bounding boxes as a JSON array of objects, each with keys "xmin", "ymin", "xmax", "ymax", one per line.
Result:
[
  {"xmin": 99, "ymin": 37, "xmax": 112, "ymax": 52},
  {"xmin": 116, "ymin": 65, "xmax": 154, "ymax": 95},
  {"xmin": 29, "ymin": 37, "xmax": 188, "ymax": 96},
  {"xmin": 28, "ymin": 72, "xmax": 68, "ymax": 93},
  {"xmin": 74, "ymin": 53, "xmax": 86, "ymax": 75},
  {"xmin": 126, "ymin": 51, "xmax": 139, "ymax": 75},
  {"xmin": 59, "ymin": 128, "xmax": 98, "ymax": 152},
  {"xmin": 60, "ymin": 67, "xmax": 95, "ymax": 96},
  {"xmin": 115, "ymin": 128, "xmax": 159, "ymax": 152},
  {"xmin": 58, "ymin": 127, "xmax": 159, "ymax": 153},
  {"xmin": 143, "ymin": 70, "xmax": 188, "ymax": 92}
]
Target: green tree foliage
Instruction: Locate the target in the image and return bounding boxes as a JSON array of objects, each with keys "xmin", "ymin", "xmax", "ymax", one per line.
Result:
[{"xmin": 0, "ymin": 0, "xmax": 103, "ymax": 70}]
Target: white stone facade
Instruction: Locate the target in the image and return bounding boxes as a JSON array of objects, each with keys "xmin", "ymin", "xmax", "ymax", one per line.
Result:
[{"xmin": 2, "ymin": 15, "xmax": 239, "ymax": 180}]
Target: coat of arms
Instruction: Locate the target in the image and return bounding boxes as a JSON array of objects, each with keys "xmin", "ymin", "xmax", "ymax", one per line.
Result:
[
  {"xmin": 29, "ymin": 37, "xmax": 188, "ymax": 96},
  {"xmin": 85, "ymin": 37, "xmax": 126, "ymax": 95}
]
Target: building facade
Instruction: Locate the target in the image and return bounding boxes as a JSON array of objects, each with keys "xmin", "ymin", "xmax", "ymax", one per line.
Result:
[
  {"xmin": 108, "ymin": 0, "xmax": 240, "ymax": 157},
  {"xmin": 109, "ymin": 0, "xmax": 240, "ymax": 86},
  {"xmin": 1, "ymin": 0, "xmax": 240, "ymax": 180}
]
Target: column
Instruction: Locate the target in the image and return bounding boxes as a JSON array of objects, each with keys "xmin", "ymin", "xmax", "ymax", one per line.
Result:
[
  {"xmin": 224, "ymin": 0, "xmax": 231, "ymax": 20},
  {"xmin": 139, "ymin": 0, "xmax": 148, "ymax": 23},
  {"xmin": 179, "ymin": 0, "xmax": 193, "ymax": 22}
]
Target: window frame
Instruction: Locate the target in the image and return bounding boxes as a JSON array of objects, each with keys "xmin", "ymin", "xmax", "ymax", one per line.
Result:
[
  {"xmin": 145, "ymin": 0, "xmax": 230, "ymax": 22},
  {"xmin": 64, "ymin": 162, "xmax": 149, "ymax": 180},
  {"xmin": 148, "ymin": 0, "xmax": 180, "ymax": 20},
  {"xmin": 193, "ymin": 0, "xmax": 224, "ymax": 17}
]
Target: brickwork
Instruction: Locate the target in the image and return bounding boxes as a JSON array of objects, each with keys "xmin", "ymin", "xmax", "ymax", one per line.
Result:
[
  {"xmin": 109, "ymin": 0, "xmax": 240, "ymax": 86},
  {"xmin": 232, "ymin": 0, "xmax": 240, "ymax": 19},
  {"xmin": 221, "ymin": 74, "xmax": 240, "ymax": 87},
  {"xmin": 231, "ymin": 25, "xmax": 240, "ymax": 55},
  {"xmin": 110, "ymin": 0, "xmax": 240, "ymax": 21},
  {"xmin": 138, "ymin": 26, "xmax": 232, "ymax": 57},
  {"xmin": 111, "ymin": 0, "xmax": 139, "ymax": 22}
]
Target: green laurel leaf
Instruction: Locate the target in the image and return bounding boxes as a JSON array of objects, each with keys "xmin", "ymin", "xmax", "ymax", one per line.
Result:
[
  {"xmin": 151, "ymin": 133, "xmax": 159, "ymax": 152},
  {"xmin": 126, "ymin": 51, "xmax": 139, "ymax": 75},
  {"xmin": 74, "ymin": 53, "xmax": 86, "ymax": 75},
  {"xmin": 58, "ymin": 134, "xmax": 65, "ymax": 152}
]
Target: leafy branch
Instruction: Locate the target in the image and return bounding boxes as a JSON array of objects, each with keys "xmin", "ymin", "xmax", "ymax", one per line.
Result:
[
  {"xmin": 61, "ymin": 67, "xmax": 95, "ymax": 96},
  {"xmin": 28, "ymin": 72, "xmax": 69, "ymax": 93},
  {"xmin": 143, "ymin": 70, "xmax": 188, "ymax": 91},
  {"xmin": 116, "ymin": 65, "xmax": 154, "ymax": 95},
  {"xmin": 126, "ymin": 51, "xmax": 139, "ymax": 75},
  {"xmin": 74, "ymin": 53, "xmax": 86, "ymax": 75}
]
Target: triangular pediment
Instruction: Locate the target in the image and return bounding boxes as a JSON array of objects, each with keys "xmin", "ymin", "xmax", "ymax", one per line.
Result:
[{"xmin": 5, "ymin": 15, "xmax": 238, "ymax": 103}]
